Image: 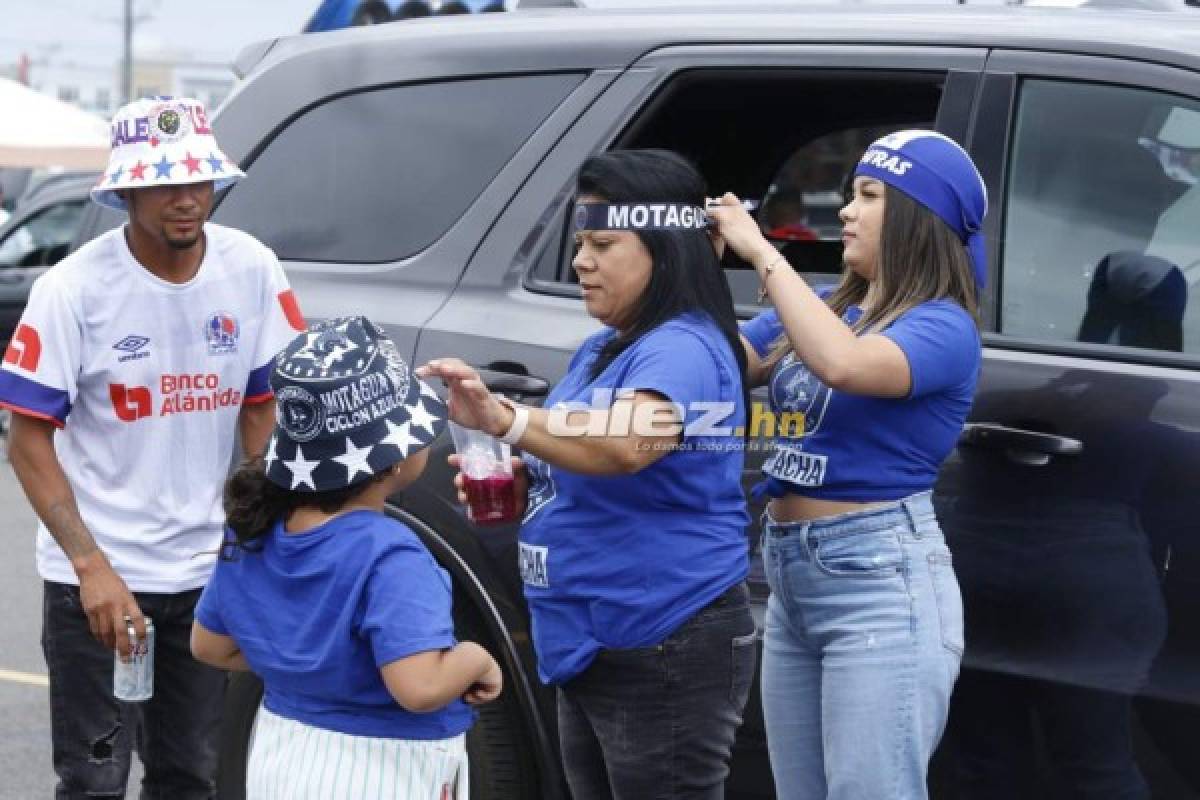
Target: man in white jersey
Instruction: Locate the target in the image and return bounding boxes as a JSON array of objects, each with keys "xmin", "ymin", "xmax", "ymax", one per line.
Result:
[{"xmin": 0, "ymin": 96, "xmax": 305, "ymax": 799}]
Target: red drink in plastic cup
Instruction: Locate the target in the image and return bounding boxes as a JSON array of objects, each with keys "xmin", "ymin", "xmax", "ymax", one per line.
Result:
[
  {"xmin": 448, "ymin": 421, "xmax": 518, "ymax": 526},
  {"xmin": 463, "ymin": 473, "xmax": 518, "ymax": 525}
]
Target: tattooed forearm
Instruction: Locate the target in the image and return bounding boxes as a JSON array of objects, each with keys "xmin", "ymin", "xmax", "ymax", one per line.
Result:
[
  {"xmin": 7, "ymin": 414, "xmax": 102, "ymax": 568},
  {"xmin": 43, "ymin": 497, "xmax": 100, "ymax": 563}
]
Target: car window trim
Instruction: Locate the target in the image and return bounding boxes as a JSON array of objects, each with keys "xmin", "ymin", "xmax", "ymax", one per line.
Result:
[
  {"xmin": 522, "ymin": 48, "xmax": 986, "ymax": 294},
  {"xmin": 983, "ymin": 333, "xmax": 1200, "ymax": 373}
]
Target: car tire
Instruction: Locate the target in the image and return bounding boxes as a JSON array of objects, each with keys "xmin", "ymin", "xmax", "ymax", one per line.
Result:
[
  {"xmin": 215, "ymin": 670, "xmax": 264, "ymax": 800},
  {"xmin": 214, "ymin": 621, "xmax": 542, "ymax": 799},
  {"xmin": 460, "ymin": 615, "xmax": 542, "ymax": 799}
]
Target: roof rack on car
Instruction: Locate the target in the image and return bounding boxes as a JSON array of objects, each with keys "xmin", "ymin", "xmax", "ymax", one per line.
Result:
[{"xmin": 518, "ymin": 0, "xmax": 1197, "ymax": 6}]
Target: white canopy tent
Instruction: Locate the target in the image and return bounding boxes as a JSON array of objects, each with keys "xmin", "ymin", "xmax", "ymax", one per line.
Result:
[{"xmin": 0, "ymin": 78, "xmax": 110, "ymax": 170}]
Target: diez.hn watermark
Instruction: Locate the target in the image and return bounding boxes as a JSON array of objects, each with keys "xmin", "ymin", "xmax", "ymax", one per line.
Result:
[{"xmin": 542, "ymin": 389, "xmax": 804, "ymax": 452}]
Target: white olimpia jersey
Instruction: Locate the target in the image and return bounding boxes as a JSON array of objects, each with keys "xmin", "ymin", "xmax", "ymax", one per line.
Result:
[{"xmin": 0, "ymin": 223, "xmax": 305, "ymax": 592}]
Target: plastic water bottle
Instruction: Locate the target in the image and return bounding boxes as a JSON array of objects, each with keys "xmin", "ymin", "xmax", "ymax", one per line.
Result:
[{"xmin": 114, "ymin": 617, "xmax": 154, "ymax": 702}]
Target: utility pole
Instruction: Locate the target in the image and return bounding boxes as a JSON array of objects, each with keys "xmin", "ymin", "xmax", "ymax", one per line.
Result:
[{"xmin": 122, "ymin": 0, "xmax": 133, "ymax": 104}]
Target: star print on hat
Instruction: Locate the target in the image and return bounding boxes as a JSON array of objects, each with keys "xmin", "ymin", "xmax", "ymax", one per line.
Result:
[
  {"xmin": 90, "ymin": 95, "xmax": 245, "ymax": 211},
  {"xmin": 263, "ymin": 316, "xmax": 447, "ymax": 493}
]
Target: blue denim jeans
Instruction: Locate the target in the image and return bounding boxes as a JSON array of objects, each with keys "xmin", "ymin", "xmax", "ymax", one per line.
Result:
[
  {"xmin": 556, "ymin": 582, "xmax": 757, "ymax": 800},
  {"xmin": 759, "ymin": 492, "xmax": 962, "ymax": 800},
  {"xmin": 42, "ymin": 582, "xmax": 226, "ymax": 800}
]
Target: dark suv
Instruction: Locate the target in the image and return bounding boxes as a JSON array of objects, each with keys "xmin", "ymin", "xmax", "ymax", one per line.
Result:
[{"xmin": 73, "ymin": 6, "xmax": 1200, "ymax": 798}]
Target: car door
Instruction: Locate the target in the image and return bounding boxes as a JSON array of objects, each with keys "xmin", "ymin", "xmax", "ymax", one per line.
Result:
[
  {"xmin": 934, "ymin": 51, "xmax": 1200, "ymax": 799},
  {"xmin": 0, "ymin": 198, "xmax": 87, "ymax": 343},
  {"xmin": 416, "ymin": 44, "xmax": 984, "ymax": 799}
]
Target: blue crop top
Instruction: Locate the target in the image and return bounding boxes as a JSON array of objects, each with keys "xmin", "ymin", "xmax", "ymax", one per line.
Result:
[{"xmin": 740, "ymin": 299, "xmax": 980, "ymax": 502}]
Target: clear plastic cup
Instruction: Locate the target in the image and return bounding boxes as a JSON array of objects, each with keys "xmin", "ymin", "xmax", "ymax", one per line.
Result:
[{"xmin": 449, "ymin": 421, "xmax": 519, "ymax": 526}]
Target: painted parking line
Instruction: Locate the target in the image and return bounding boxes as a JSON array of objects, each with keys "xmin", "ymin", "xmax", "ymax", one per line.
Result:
[{"xmin": 0, "ymin": 668, "xmax": 48, "ymax": 687}]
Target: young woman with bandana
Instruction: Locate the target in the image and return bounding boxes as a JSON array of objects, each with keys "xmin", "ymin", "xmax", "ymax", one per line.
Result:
[
  {"xmin": 707, "ymin": 130, "xmax": 985, "ymax": 800},
  {"xmin": 420, "ymin": 149, "xmax": 756, "ymax": 799}
]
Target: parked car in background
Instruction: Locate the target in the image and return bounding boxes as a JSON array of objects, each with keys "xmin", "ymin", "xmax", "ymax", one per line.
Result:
[
  {"xmin": 67, "ymin": 3, "xmax": 1200, "ymax": 798},
  {"xmin": 0, "ymin": 173, "xmax": 96, "ymax": 347}
]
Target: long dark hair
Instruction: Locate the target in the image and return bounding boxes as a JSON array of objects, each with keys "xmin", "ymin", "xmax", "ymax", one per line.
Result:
[
  {"xmin": 575, "ymin": 150, "xmax": 748, "ymax": 391},
  {"xmin": 766, "ymin": 183, "xmax": 980, "ymax": 368},
  {"xmin": 222, "ymin": 456, "xmax": 385, "ymax": 554}
]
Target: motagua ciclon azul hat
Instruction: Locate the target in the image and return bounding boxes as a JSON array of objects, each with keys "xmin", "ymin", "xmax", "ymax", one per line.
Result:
[{"xmin": 264, "ymin": 316, "xmax": 448, "ymax": 493}]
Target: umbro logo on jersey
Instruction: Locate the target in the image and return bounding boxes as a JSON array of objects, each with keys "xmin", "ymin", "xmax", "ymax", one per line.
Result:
[{"xmin": 113, "ymin": 335, "xmax": 151, "ymax": 363}]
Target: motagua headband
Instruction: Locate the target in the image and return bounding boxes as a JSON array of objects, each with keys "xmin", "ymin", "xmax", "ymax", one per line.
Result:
[{"xmin": 573, "ymin": 202, "xmax": 711, "ymax": 232}]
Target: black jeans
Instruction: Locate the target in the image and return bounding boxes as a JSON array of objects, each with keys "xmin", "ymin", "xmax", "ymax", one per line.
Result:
[
  {"xmin": 557, "ymin": 582, "xmax": 757, "ymax": 800},
  {"xmin": 42, "ymin": 581, "xmax": 226, "ymax": 800}
]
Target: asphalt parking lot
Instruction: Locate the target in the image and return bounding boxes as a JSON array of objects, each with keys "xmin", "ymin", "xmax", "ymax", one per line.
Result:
[{"xmin": 0, "ymin": 454, "xmax": 144, "ymax": 798}]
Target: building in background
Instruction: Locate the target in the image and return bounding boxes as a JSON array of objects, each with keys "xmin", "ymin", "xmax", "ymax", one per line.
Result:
[
  {"xmin": 133, "ymin": 57, "xmax": 233, "ymax": 110},
  {"xmin": 1, "ymin": 54, "xmax": 234, "ymax": 119},
  {"xmin": 18, "ymin": 60, "xmax": 116, "ymax": 116}
]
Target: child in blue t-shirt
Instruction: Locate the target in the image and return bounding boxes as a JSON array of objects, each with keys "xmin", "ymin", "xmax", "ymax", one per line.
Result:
[
  {"xmin": 191, "ymin": 316, "xmax": 500, "ymax": 800},
  {"xmin": 708, "ymin": 130, "xmax": 985, "ymax": 800}
]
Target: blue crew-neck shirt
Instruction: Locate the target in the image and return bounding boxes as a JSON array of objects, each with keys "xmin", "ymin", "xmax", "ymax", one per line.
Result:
[
  {"xmin": 741, "ymin": 299, "xmax": 980, "ymax": 501},
  {"xmin": 519, "ymin": 311, "xmax": 750, "ymax": 685},
  {"xmin": 195, "ymin": 510, "xmax": 474, "ymax": 739}
]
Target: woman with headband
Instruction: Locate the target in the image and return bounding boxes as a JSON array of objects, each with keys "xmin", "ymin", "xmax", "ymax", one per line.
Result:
[
  {"xmin": 420, "ymin": 149, "xmax": 755, "ymax": 799},
  {"xmin": 707, "ymin": 130, "xmax": 984, "ymax": 799}
]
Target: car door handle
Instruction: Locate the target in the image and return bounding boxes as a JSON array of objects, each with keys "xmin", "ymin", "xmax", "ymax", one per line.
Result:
[
  {"xmin": 959, "ymin": 423, "xmax": 1084, "ymax": 466},
  {"xmin": 476, "ymin": 365, "xmax": 550, "ymax": 399}
]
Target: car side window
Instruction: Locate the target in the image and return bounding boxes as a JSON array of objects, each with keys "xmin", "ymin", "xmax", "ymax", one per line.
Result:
[
  {"xmin": 0, "ymin": 200, "xmax": 87, "ymax": 268},
  {"xmin": 759, "ymin": 124, "xmax": 929, "ymax": 299},
  {"xmin": 530, "ymin": 70, "xmax": 947, "ymax": 306},
  {"xmin": 213, "ymin": 74, "xmax": 583, "ymax": 264},
  {"xmin": 1001, "ymin": 79, "xmax": 1200, "ymax": 356}
]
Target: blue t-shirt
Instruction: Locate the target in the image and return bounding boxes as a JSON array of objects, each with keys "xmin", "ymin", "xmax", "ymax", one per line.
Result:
[
  {"xmin": 740, "ymin": 299, "xmax": 980, "ymax": 501},
  {"xmin": 195, "ymin": 510, "xmax": 474, "ymax": 740},
  {"xmin": 519, "ymin": 312, "xmax": 750, "ymax": 685}
]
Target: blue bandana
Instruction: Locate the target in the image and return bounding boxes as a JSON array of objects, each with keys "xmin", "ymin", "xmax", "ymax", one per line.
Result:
[{"xmin": 853, "ymin": 130, "xmax": 989, "ymax": 288}]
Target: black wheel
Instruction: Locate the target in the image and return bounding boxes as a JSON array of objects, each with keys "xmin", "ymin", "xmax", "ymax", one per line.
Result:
[
  {"xmin": 458, "ymin": 607, "xmax": 543, "ymax": 799},
  {"xmin": 215, "ymin": 670, "xmax": 264, "ymax": 800}
]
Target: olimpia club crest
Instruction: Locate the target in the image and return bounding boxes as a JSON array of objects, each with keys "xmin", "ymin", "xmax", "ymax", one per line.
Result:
[
  {"xmin": 204, "ymin": 311, "xmax": 239, "ymax": 355},
  {"xmin": 149, "ymin": 101, "xmax": 192, "ymax": 144}
]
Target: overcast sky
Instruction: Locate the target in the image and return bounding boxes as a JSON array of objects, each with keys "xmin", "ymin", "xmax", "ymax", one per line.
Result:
[{"xmin": 1, "ymin": 0, "xmax": 317, "ymax": 72}]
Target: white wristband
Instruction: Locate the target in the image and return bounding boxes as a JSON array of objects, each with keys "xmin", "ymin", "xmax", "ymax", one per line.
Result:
[{"xmin": 498, "ymin": 399, "xmax": 530, "ymax": 446}]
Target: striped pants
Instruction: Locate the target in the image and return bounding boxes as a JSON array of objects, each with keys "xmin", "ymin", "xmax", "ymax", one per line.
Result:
[{"xmin": 247, "ymin": 706, "xmax": 469, "ymax": 800}]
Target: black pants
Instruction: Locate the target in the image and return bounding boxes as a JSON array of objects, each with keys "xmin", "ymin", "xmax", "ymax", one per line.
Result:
[
  {"xmin": 557, "ymin": 582, "xmax": 757, "ymax": 800},
  {"xmin": 42, "ymin": 581, "xmax": 226, "ymax": 800}
]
